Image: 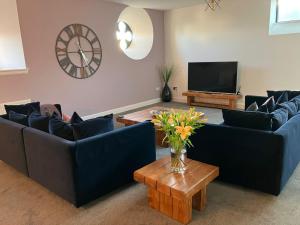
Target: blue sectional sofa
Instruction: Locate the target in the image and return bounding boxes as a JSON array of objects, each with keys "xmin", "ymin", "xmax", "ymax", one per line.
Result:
[
  {"xmin": 187, "ymin": 95, "xmax": 300, "ymax": 195},
  {"xmin": 0, "ymin": 117, "xmax": 156, "ymax": 207}
]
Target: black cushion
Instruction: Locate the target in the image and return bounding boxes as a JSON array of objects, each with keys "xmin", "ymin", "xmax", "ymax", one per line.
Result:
[
  {"xmin": 70, "ymin": 112, "xmax": 83, "ymax": 124},
  {"xmin": 72, "ymin": 114, "xmax": 114, "ymax": 140},
  {"xmin": 276, "ymin": 91, "xmax": 289, "ymax": 105},
  {"xmin": 246, "ymin": 102, "xmax": 258, "ymax": 111},
  {"xmin": 278, "ymin": 101, "xmax": 297, "ymax": 119},
  {"xmin": 28, "ymin": 112, "xmax": 52, "ymax": 133},
  {"xmin": 222, "ymin": 109, "xmax": 273, "ymax": 131},
  {"xmin": 258, "ymin": 104, "xmax": 269, "ymax": 113},
  {"xmin": 5, "ymin": 102, "xmax": 40, "ymax": 115},
  {"xmin": 271, "ymin": 108, "xmax": 288, "ymax": 131},
  {"xmin": 49, "ymin": 117, "xmax": 74, "ymax": 141},
  {"xmin": 288, "ymin": 91, "xmax": 300, "ymax": 100},
  {"xmin": 8, "ymin": 111, "xmax": 28, "ymax": 126},
  {"xmin": 267, "ymin": 90, "xmax": 287, "ymax": 102}
]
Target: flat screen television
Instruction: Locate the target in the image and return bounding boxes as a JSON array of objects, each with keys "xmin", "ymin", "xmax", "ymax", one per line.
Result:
[{"xmin": 188, "ymin": 62, "xmax": 238, "ymax": 94}]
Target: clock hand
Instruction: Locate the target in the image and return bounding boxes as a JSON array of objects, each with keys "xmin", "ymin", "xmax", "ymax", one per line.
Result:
[{"xmin": 76, "ymin": 41, "xmax": 89, "ymax": 66}]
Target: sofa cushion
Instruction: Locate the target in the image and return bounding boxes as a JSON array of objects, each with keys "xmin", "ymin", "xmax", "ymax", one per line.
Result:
[
  {"xmin": 28, "ymin": 112, "xmax": 51, "ymax": 133},
  {"xmin": 257, "ymin": 96, "xmax": 275, "ymax": 113},
  {"xmin": 5, "ymin": 102, "xmax": 40, "ymax": 115},
  {"xmin": 222, "ymin": 109, "xmax": 273, "ymax": 131},
  {"xmin": 290, "ymin": 95, "xmax": 300, "ymax": 111},
  {"xmin": 276, "ymin": 91, "xmax": 289, "ymax": 105},
  {"xmin": 8, "ymin": 111, "xmax": 28, "ymax": 126},
  {"xmin": 288, "ymin": 91, "xmax": 300, "ymax": 100},
  {"xmin": 70, "ymin": 112, "xmax": 83, "ymax": 124},
  {"xmin": 246, "ymin": 102, "xmax": 258, "ymax": 111},
  {"xmin": 271, "ymin": 108, "xmax": 289, "ymax": 131},
  {"xmin": 72, "ymin": 114, "xmax": 114, "ymax": 140},
  {"xmin": 278, "ymin": 101, "xmax": 297, "ymax": 119},
  {"xmin": 267, "ymin": 90, "xmax": 287, "ymax": 102},
  {"xmin": 49, "ymin": 117, "xmax": 74, "ymax": 141}
]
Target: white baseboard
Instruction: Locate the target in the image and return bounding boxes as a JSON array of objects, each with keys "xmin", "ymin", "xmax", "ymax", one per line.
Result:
[{"xmin": 83, "ymin": 98, "xmax": 161, "ymax": 120}]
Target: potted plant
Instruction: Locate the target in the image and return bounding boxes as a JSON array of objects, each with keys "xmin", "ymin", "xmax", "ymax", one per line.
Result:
[
  {"xmin": 152, "ymin": 108, "xmax": 206, "ymax": 173},
  {"xmin": 160, "ymin": 66, "xmax": 173, "ymax": 102}
]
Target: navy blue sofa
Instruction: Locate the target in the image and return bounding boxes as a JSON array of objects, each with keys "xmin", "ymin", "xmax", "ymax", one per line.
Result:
[
  {"xmin": 187, "ymin": 95, "xmax": 300, "ymax": 195},
  {"xmin": 0, "ymin": 117, "xmax": 156, "ymax": 207}
]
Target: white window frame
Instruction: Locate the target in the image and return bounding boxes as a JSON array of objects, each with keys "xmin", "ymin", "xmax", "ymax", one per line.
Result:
[{"xmin": 269, "ymin": 0, "xmax": 300, "ymax": 35}]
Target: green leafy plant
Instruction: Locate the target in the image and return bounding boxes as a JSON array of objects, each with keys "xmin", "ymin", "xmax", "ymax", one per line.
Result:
[
  {"xmin": 152, "ymin": 108, "xmax": 206, "ymax": 153},
  {"xmin": 159, "ymin": 66, "xmax": 173, "ymax": 84}
]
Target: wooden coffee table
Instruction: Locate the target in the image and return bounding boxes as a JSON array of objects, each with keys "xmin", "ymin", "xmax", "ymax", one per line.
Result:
[
  {"xmin": 134, "ymin": 157, "xmax": 219, "ymax": 224},
  {"xmin": 117, "ymin": 106, "xmax": 184, "ymax": 147}
]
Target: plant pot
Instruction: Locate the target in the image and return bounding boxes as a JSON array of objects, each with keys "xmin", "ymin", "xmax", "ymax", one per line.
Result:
[
  {"xmin": 161, "ymin": 83, "xmax": 172, "ymax": 102},
  {"xmin": 170, "ymin": 148, "xmax": 187, "ymax": 173}
]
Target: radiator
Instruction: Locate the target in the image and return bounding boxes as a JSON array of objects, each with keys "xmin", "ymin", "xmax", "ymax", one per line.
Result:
[{"xmin": 0, "ymin": 99, "xmax": 31, "ymax": 115}]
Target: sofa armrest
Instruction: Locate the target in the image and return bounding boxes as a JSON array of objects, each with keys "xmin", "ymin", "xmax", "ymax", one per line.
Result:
[
  {"xmin": 0, "ymin": 117, "xmax": 28, "ymax": 175},
  {"xmin": 275, "ymin": 114, "xmax": 300, "ymax": 191},
  {"xmin": 23, "ymin": 127, "xmax": 77, "ymax": 205},
  {"xmin": 188, "ymin": 123, "xmax": 284, "ymax": 195},
  {"xmin": 244, "ymin": 95, "xmax": 268, "ymax": 110},
  {"xmin": 74, "ymin": 121, "xmax": 156, "ymax": 206}
]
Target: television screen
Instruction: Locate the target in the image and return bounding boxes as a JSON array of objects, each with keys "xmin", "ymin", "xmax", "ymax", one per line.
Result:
[{"xmin": 188, "ymin": 62, "xmax": 238, "ymax": 93}]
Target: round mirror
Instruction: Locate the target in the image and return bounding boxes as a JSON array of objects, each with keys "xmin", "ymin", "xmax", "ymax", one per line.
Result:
[{"xmin": 117, "ymin": 7, "xmax": 154, "ymax": 60}]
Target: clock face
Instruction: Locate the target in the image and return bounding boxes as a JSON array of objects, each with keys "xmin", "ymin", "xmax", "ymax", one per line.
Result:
[{"xmin": 55, "ymin": 24, "xmax": 102, "ymax": 79}]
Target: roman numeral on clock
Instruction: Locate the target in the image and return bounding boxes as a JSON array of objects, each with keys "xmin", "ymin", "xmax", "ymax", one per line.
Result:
[{"xmin": 59, "ymin": 57, "xmax": 71, "ymax": 69}]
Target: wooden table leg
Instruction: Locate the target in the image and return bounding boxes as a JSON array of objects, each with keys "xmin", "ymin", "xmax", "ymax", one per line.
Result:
[
  {"xmin": 173, "ymin": 197, "xmax": 192, "ymax": 225},
  {"xmin": 148, "ymin": 187, "xmax": 160, "ymax": 210},
  {"xmin": 192, "ymin": 186, "xmax": 207, "ymax": 211}
]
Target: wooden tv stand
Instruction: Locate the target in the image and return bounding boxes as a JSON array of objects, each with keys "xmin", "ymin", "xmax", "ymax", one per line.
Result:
[{"xmin": 182, "ymin": 91, "xmax": 242, "ymax": 109}]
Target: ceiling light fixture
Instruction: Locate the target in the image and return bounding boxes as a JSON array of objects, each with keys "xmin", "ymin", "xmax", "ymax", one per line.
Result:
[
  {"xmin": 116, "ymin": 21, "xmax": 133, "ymax": 51},
  {"xmin": 205, "ymin": 0, "xmax": 221, "ymax": 11}
]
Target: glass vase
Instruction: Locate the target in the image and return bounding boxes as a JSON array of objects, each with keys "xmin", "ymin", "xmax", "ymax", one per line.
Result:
[{"xmin": 170, "ymin": 148, "xmax": 187, "ymax": 173}]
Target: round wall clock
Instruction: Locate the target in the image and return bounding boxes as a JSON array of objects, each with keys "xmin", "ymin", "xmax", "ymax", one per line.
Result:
[{"xmin": 55, "ymin": 24, "xmax": 102, "ymax": 79}]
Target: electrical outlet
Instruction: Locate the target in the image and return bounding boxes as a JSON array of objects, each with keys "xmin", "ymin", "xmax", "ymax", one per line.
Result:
[{"xmin": 155, "ymin": 87, "xmax": 161, "ymax": 91}]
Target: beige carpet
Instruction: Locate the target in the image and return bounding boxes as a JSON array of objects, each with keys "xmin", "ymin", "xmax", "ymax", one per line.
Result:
[{"xmin": 0, "ymin": 160, "xmax": 300, "ymax": 225}]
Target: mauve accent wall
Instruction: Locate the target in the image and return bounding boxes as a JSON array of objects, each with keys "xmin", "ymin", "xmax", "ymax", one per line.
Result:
[{"xmin": 0, "ymin": 0, "xmax": 164, "ymax": 116}]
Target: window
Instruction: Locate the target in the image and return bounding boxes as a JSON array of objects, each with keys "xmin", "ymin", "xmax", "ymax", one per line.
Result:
[
  {"xmin": 277, "ymin": 0, "xmax": 300, "ymax": 22},
  {"xmin": 269, "ymin": 0, "xmax": 300, "ymax": 35},
  {"xmin": 0, "ymin": 0, "xmax": 27, "ymax": 76}
]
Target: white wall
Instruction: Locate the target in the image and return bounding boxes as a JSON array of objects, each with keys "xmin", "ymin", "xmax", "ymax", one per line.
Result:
[
  {"xmin": 165, "ymin": 0, "xmax": 300, "ymax": 105},
  {"xmin": 0, "ymin": 0, "xmax": 26, "ymax": 71}
]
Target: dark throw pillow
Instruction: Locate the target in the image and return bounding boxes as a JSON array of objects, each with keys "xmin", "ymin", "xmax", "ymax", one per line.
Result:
[
  {"xmin": 8, "ymin": 111, "xmax": 28, "ymax": 126},
  {"xmin": 276, "ymin": 91, "xmax": 289, "ymax": 105},
  {"xmin": 278, "ymin": 101, "xmax": 297, "ymax": 119},
  {"xmin": 28, "ymin": 112, "xmax": 51, "ymax": 133},
  {"xmin": 288, "ymin": 91, "xmax": 300, "ymax": 100},
  {"xmin": 246, "ymin": 102, "xmax": 258, "ymax": 111},
  {"xmin": 72, "ymin": 114, "xmax": 114, "ymax": 140},
  {"xmin": 70, "ymin": 112, "xmax": 84, "ymax": 124},
  {"xmin": 267, "ymin": 90, "xmax": 288, "ymax": 102},
  {"xmin": 222, "ymin": 109, "xmax": 273, "ymax": 131},
  {"xmin": 5, "ymin": 102, "xmax": 40, "ymax": 115},
  {"xmin": 271, "ymin": 108, "xmax": 288, "ymax": 131},
  {"xmin": 49, "ymin": 117, "xmax": 74, "ymax": 141},
  {"xmin": 258, "ymin": 96, "xmax": 275, "ymax": 113}
]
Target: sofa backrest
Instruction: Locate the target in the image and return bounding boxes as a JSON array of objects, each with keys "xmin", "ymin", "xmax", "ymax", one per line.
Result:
[{"xmin": 0, "ymin": 117, "xmax": 28, "ymax": 175}]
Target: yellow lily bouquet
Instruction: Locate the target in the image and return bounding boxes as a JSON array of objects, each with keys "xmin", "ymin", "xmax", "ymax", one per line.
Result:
[{"xmin": 152, "ymin": 108, "xmax": 206, "ymax": 172}]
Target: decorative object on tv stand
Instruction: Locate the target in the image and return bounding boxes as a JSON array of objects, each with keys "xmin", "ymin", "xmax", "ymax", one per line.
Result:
[
  {"xmin": 160, "ymin": 66, "xmax": 173, "ymax": 102},
  {"xmin": 55, "ymin": 24, "xmax": 102, "ymax": 79},
  {"xmin": 205, "ymin": 0, "xmax": 221, "ymax": 11},
  {"xmin": 152, "ymin": 108, "xmax": 206, "ymax": 173},
  {"xmin": 116, "ymin": 21, "xmax": 133, "ymax": 51}
]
